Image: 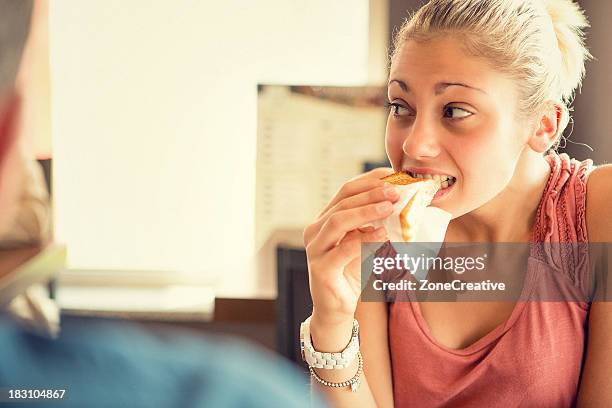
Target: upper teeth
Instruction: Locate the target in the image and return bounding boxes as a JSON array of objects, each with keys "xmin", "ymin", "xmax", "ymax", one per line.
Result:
[{"xmin": 408, "ymin": 172, "xmax": 455, "ymax": 182}]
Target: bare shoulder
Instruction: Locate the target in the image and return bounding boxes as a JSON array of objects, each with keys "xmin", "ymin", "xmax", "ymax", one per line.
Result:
[
  {"xmin": 355, "ymin": 299, "xmax": 394, "ymax": 407},
  {"xmin": 586, "ymin": 164, "xmax": 612, "ymax": 242}
]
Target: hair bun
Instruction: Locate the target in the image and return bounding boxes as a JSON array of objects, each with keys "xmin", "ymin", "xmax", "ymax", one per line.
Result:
[{"xmin": 542, "ymin": 0, "xmax": 592, "ymax": 102}]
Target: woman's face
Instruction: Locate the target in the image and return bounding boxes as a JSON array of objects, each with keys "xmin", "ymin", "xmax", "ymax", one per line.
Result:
[{"xmin": 386, "ymin": 37, "xmax": 533, "ymax": 219}]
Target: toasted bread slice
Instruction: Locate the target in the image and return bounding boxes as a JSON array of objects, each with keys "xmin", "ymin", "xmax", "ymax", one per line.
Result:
[
  {"xmin": 380, "ymin": 172, "xmax": 440, "ymax": 241},
  {"xmin": 380, "ymin": 172, "xmax": 421, "ymax": 186}
]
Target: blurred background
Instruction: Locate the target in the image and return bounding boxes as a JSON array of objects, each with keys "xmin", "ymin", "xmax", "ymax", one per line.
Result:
[{"xmin": 9, "ymin": 0, "xmax": 611, "ymax": 361}]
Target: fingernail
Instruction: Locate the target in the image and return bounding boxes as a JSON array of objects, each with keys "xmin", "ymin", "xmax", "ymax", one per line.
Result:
[
  {"xmin": 376, "ymin": 201, "xmax": 392, "ymax": 214},
  {"xmin": 383, "ymin": 185, "xmax": 398, "ymax": 199}
]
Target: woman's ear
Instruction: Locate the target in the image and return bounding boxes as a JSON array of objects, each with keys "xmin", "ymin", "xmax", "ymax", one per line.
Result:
[{"xmin": 527, "ymin": 102, "xmax": 562, "ymax": 153}]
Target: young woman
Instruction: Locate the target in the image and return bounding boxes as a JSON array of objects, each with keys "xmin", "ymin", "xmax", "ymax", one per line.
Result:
[{"xmin": 302, "ymin": 0, "xmax": 611, "ymax": 406}]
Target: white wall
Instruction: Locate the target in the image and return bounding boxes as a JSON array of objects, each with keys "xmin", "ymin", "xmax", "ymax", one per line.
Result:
[{"xmin": 49, "ymin": 1, "xmax": 370, "ymax": 290}]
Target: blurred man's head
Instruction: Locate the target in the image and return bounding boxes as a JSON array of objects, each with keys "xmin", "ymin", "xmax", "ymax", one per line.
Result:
[{"xmin": 0, "ymin": 0, "xmax": 34, "ymax": 235}]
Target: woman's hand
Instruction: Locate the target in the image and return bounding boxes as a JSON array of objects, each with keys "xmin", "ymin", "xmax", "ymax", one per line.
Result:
[{"xmin": 303, "ymin": 168, "xmax": 399, "ymax": 328}]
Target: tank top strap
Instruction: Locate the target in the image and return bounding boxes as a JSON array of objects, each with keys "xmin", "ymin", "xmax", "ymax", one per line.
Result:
[
  {"xmin": 532, "ymin": 152, "xmax": 594, "ymax": 243},
  {"xmin": 530, "ymin": 152, "xmax": 595, "ymax": 297}
]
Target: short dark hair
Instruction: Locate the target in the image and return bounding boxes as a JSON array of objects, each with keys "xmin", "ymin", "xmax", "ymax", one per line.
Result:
[{"xmin": 0, "ymin": 0, "xmax": 34, "ymax": 94}]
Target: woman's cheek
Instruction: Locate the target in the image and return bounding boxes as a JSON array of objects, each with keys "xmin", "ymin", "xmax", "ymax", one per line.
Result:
[{"xmin": 385, "ymin": 122, "xmax": 406, "ymax": 170}]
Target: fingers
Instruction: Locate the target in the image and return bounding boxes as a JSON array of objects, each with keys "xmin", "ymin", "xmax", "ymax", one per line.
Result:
[
  {"xmin": 312, "ymin": 226, "xmax": 387, "ymax": 274},
  {"xmin": 357, "ymin": 226, "xmax": 376, "ymax": 233},
  {"xmin": 307, "ymin": 201, "xmax": 394, "ymax": 256},
  {"xmin": 316, "ymin": 167, "xmax": 395, "ymax": 219},
  {"xmin": 316, "ymin": 183, "xmax": 399, "ymax": 237},
  {"xmin": 304, "ymin": 182, "xmax": 399, "ymax": 248},
  {"xmin": 316, "ymin": 178, "xmax": 384, "ymax": 221},
  {"xmin": 339, "ymin": 227, "xmax": 389, "ymax": 283},
  {"xmin": 305, "ymin": 182, "xmax": 380, "ymax": 247},
  {"xmin": 340, "ymin": 229, "xmax": 364, "ymax": 244},
  {"xmin": 303, "ymin": 167, "xmax": 396, "ymax": 248}
]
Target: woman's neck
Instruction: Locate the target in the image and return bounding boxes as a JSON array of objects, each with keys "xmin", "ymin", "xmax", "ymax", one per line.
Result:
[{"xmin": 447, "ymin": 150, "xmax": 552, "ymax": 243}]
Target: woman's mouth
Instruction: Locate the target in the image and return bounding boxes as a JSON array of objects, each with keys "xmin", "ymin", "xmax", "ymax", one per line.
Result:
[{"xmin": 406, "ymin": 171, "xmax": 457, "ymax": 200}]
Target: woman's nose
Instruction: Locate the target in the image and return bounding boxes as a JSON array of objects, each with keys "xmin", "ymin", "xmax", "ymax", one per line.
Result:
[{"xmin": 402, "ymin": 117, "xmax": 441, "ymax": 160}]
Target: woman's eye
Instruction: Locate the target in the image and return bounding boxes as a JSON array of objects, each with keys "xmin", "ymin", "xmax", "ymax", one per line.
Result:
[
  {"xmin": 443, "ymin": 106, "xmax": 473, "ymax": 120},
  {"xmin": 386, "ymin": 102, "xmax": 412, "ymax": 117}
]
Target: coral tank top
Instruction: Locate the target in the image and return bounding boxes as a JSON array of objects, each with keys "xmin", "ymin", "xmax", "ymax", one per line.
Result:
[{"xmin": 387, "ymin": 152, "xmax": 595, "ymax": 407}]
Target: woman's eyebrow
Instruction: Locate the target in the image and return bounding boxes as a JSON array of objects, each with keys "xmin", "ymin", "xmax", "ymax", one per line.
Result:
[{"xmin": 388, "ymin": 79, "xmax": 487, "ymax": 95}]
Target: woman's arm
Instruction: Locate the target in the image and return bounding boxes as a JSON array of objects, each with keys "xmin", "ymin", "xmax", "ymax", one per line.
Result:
[
  {"xmin": 355, "ymin": 299, "xmax": 394, "ymax": 407},
  {"xmin": 577, "ymin": 165, "xmax": 612, "ymax": 407},
  {"xmin": 302, "ymin": 168, "xmax": 398, "ymax": 407},
  {"xmin": 310, "ymin": 298, "xmax": 394, "ymax": 408}
]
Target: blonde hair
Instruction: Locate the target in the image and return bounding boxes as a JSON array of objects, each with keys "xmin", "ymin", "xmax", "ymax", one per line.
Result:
[{"xmin": 390, "ymin": 0, "xmax": 592, "ymax": 150}]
